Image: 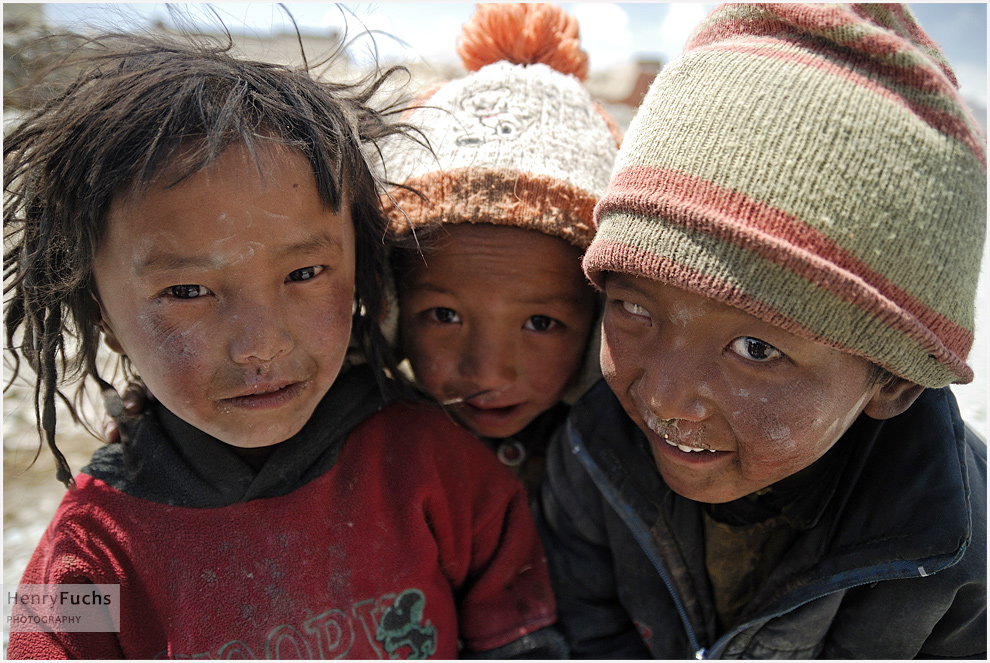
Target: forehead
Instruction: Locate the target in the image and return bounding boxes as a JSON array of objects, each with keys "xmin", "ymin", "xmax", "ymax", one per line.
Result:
[
  {"xmin": 101, "ymin": 144, "xmax": 352, "ymax": 269},
  {"xmin": 403, "ymin": 224, "xmax": 590, "ymax": 301}
]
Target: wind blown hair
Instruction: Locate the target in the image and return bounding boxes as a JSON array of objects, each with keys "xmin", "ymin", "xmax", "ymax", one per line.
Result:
[{"xmin": 4, "ymin": 27, "xmax": 424, "ymax": 486}]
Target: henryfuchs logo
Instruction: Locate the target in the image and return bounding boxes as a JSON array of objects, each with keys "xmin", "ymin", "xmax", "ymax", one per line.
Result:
[{"xmin": 4, "ymin": 584, "xmax": 120, "ymax": 634}]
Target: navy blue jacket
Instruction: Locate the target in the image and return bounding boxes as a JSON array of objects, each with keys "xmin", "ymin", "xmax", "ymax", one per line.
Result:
[{"xmin": 536, "ymin": 381, "xmax": 986, "ymax": 658}]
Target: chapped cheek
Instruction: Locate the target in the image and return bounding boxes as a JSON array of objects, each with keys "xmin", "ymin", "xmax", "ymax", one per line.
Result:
[
  {"xmin": 734, "ymin": 407, "xmax": 801, "ymax": 464},
  {"xmin": 756, "ymin": 400, "xmax": 842, "ymax": 465},
  {"xmin": 762, "ymin": 422, "xmax": 795, "ymax": 449},
  {"xmin": 308, "ymin": 290, "xmax": 355, "ymax": 353},
  {"xmin": 140, "ymin": 313, "xmax": 209, "ymax": 368}
]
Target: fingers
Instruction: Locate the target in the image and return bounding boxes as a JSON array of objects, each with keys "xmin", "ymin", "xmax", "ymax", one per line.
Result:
[
  {"xmin": 121, "ymin": 379, "xmax": 153, "ymax": 415},
  {"xmin": 104, "ymin": 419, "xmax": 120, "ymax": 444},
  {"xmin": 103, "ymin": 379, "xmax": 154, "ymax": 444}
]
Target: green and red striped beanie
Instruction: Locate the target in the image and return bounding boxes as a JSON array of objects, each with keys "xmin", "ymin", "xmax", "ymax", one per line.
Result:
[{"xmin": 585, "ymin": 3, "xmax": 986, "ymax": 388}]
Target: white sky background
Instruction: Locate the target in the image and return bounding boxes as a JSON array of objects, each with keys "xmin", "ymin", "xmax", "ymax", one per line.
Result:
[
  {"xmin": 40, "ymin": 3, "xmax": 988, "ymax": 108},
  {"xmin": 39, "ymin": 3, "xmax": 717, "ymax": 68}
]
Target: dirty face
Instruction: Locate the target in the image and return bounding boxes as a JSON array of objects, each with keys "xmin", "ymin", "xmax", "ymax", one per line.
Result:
[
  {"xmin": 93, "ymin": 144, "xmax": 356, "ymax": 448},
  {"xmin": 601, "ymin": 273, "xmax": 885, "ymax": 504},
  {"xmin": 398, "ymin": 224, "xmax": 596, "ymax": 438}
]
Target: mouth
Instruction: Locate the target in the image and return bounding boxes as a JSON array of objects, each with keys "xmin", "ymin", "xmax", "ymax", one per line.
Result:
[
  {"xmin": 441, "ymin": 386, "xmax": 510, "ymax": 407},
  {"xmin": 461, "ymin": 401, "xmax": 523, "ymax": 418},
  {"xmin": 454, "ymin": 397, "xmax": 529, "ymax": 436},
  {"xmin": 219, "ymin": 381, "xmax": 305, "ymax": 410},
  {"xmin": 662, "ymin": 437, "xmax": 717, "ymax": 454},
  {"xmin": 441, "ymin": 387, "xmax": 529, "ymax": 435},
  {"xmin": 639, "ymin": 405, "xmax": 720, "ymax": 455},
  {"xmin": 648, "ymin": 426, "xmax": 729, "ymax": 465}
]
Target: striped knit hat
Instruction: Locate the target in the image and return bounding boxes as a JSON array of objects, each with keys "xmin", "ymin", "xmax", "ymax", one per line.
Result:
[
  {"xmin": 384, "ymin": 3, "xmax": 620, "ymax": 249},
  {"xmin": 586, "ymin": 3, "xmax": 986, "ymax": 388}
]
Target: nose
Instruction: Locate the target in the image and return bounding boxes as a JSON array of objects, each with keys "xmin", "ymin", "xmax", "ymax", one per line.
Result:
[
  {"xmin": 457, "ymin": 325, "xmax": 517, "ymax": 393},
  {"xmin": 227, "ymin": 297, "xmax": 294, "ymax": 365},
  {"xmin": 637, "ymin": 346, "xmax": 712, "ymax": 423}
]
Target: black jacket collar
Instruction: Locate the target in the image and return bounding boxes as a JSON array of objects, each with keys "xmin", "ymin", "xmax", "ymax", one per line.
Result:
[{"xmin": 84, "ymin": 366, "xmax": 384, "ymax": 508}]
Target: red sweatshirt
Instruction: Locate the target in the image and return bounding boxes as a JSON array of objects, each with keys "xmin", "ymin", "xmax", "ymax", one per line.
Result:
[{"xmin": 7, "ymin": 370, "xmax": 556, "ymax": 659}]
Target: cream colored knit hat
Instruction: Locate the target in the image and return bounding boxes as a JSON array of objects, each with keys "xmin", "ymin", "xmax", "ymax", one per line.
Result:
[
  {"xmin": 585, "ymin": 3, "xmax": 986, "ymax": 388},
  {"xmin": 384, "ymin": 3, "xmax": 621, "ymax": 249}
]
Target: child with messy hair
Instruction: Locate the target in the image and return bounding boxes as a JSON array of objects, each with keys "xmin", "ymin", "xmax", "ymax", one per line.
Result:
[
  {"xmin": 383, "ymin": 3, "xmax": 620, "ymax": 492},
  {"xmin": 4, "ymin": 30, "xmax": 563, "ymax": 659},
  {"xmin": 536, "ymin": 3, "xmax": 986, "ymax": 658}
]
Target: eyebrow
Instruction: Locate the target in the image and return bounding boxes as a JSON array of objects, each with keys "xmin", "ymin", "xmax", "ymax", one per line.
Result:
[
  {"xmin": 272, "ymin": 233, "xmax": 344, "ymax": 260},
  {"xmin": 135, "ymin": 232, "xmax": 344, "ymax": 275}
]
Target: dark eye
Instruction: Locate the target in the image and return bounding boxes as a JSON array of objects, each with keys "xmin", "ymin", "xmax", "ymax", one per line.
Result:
[
  {"xmin": 524, "ymin": 315, "xmax": 557, "ymax": 332},
  {"xmin": 288, "ymin": 266, "xmax": 324, "ymax": 282},
  {"xmin": 730, "ymin": 337, "xmax": 784, "ymax": 362},
  {"xmin": 165, "ymin": 285, "xmax": 210, "ymax": 299},
  {"xmin": 429, "ymin": 307, "xmax": 461, "ymax": 324}
]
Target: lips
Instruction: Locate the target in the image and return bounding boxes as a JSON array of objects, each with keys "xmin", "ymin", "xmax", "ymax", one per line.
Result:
[
  {"xmin": 661, "ymin": 436, "xmax": 716, "ymax": 453},
  {"xmin": 449, "ymin": 399, "xmax": 528, "ymax": 438},
  {"xmin": 648, "ymin": 430, "xmax": 729, "ymax": 469},
  {"xmin": 461, "ymin": 400, "xmax": 523, "ymax": 419},
  {"xmin": 219, "ymin": 381, "xmax": 305, "ymax": 410},
  {"xmin": 644, "ymin": 417, "xmax": 717, "ymax": 454}
]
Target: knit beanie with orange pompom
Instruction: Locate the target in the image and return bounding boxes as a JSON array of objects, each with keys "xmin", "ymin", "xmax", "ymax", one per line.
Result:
[{"xmin": 383, "ymin": 3, "xmax": 620, "ymax": 249}]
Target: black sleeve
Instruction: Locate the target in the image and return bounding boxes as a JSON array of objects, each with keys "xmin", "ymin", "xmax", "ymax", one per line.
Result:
[{"xmin": 918, "ymin": 426, "xmax": 987, "ymax": 659}]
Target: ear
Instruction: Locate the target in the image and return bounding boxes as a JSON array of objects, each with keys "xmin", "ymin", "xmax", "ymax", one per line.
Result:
[
  {"xmin": 863, "ymin": 378, "xmax": 925, "ymax": 420},
  {"xmin": 92, "ymin": 297, "xmax": 126, "ymax": 355},
  {"xmin": 101, "ymin": 322, "xmax": 125, "ymax": 355}
]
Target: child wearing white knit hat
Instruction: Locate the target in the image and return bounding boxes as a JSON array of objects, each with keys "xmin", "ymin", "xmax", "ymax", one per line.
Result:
[{"xmin": 384, "ymin": 3, "xmax": 620, "ymax": 492}]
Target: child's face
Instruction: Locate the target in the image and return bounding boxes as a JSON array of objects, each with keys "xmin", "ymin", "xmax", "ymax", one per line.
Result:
[
  {"xmin": 93, "ymin": 144, "xmax": 356, "ymax": 448},
  {"xmin": 398, "ymin": 224, "xmax": 596, "ymax": 438},
  {"xmin": 602, "ymin": 273, "xmax": 888, "ymax": 504}
]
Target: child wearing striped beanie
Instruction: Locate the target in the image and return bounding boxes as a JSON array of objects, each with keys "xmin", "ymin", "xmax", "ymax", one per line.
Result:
[
  {"xmin": 384, "ymin": 3, "xmax": 620, "ymax": 492},
  {"xmin": 537, "ymin": 4, "xmax": 986, "ymax": 658}
]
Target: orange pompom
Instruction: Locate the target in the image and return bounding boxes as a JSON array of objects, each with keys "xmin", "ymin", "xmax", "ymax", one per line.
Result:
[{"xmin": 456, "ymin": 3, "xmax": 589, "ymax": 81}]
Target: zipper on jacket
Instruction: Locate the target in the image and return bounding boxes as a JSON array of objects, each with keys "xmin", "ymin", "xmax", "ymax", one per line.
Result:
[{"xmin": 567, "ymin": 423, "xmax": 706, "ymax": 659}]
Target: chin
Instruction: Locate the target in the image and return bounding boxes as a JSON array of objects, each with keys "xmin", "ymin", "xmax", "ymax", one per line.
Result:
[
  {"xmin": 207, "ymin": 420, "xmax": 306, "ymax": 448},
  {"xmin": 655, "ymin": 468, "xmax": 738, "ymax": 505}
]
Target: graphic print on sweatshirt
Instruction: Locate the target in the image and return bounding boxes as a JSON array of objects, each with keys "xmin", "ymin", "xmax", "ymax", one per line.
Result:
[{"xmin": 155, "ymin": 588, "xmax": 438, "ymax": 660}]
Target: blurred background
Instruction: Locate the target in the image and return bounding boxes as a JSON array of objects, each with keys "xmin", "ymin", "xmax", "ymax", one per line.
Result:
[
  {"xmin": 6, "ymin": 3, "xmax": 987, "ymax": 132},
  {"xmin": 3, "ymin": 1, "xmax": 988, "ymax": 615}
]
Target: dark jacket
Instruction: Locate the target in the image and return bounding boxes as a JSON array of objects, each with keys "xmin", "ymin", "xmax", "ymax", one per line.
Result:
[{"xmin": 535, "ymin": 380, "xmax": 987, "ymax": 659}]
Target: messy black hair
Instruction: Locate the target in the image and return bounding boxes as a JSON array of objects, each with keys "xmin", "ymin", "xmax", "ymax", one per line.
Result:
[{"xmin": 4, "ymin": 24, "xmax": 424, "ymax": 486}]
